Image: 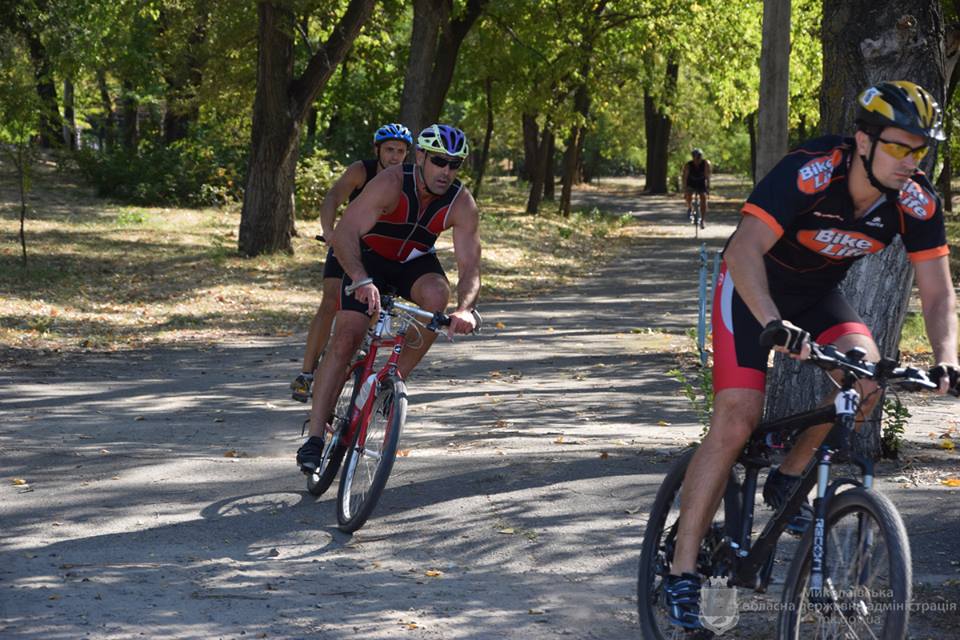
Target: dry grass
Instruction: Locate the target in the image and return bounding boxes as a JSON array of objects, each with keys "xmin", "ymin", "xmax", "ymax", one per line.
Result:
[{"xmin": 0, "ymin": 161, "xmax": 635, "ymax": 356}]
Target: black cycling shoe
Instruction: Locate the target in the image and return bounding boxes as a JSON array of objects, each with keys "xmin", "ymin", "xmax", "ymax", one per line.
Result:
[
  {"xmin": 664, "ymin": 572, "xmax": 703, "ymax": 630},
  {"xmin": 763, "ymin": 467, "xmax": 813, "ymax": 535},
  {"xmin": 296, "ymin": 435, "xmax": 325, "ymax": 473}
]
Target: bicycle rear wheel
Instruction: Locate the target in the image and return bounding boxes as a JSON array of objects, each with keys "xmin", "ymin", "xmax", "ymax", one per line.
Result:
[
  {"xmin": 637, "ymin": 447, "xmax": 742, "ymax": 639},
  {"xmin": 336, "ymin": 375, "xmax": 407, "ymax": 533},
  {"xmin": 777, "ymin": 488, "xmax": 911, "ymax": 640},
  {"xmin": 306, "ymin": 366, "xmax": 361, "ymax": 497}
]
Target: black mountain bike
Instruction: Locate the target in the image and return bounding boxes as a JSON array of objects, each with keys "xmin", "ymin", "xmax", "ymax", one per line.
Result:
[{"xmin": 638, "ymin": 329, "xmax": 947, "ymax": 639}]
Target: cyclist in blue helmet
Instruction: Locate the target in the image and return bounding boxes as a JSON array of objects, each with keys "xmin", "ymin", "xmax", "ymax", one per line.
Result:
[
  {"xmin": 291, "ymin": 123, "xmax": 412, "ymax": 402},
  {"xmin": 297, "ymin": 123, "xmax": 482, "ymax": 471}
]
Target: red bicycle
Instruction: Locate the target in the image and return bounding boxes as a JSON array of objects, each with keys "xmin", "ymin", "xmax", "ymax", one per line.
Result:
[{"xmin": 304, "ymin": 293, "xmax": 481, "ymax": 533}]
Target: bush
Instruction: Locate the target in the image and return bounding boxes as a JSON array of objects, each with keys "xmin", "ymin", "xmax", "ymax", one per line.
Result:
[
  {"xmin": 295, "ymin": 151, "xmax": 345, "ymax": 220},
  {"xmin": 74, "ymin": 126, "xmax": 246, "ymax": 207}
]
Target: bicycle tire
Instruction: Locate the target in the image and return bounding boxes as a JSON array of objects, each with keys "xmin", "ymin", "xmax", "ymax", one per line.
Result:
[
  {"xmin": 637, "ymin": 447, "xmax": 742, "ymax": 639},
  {"xmin": 777, "ymin": 488, "xmax": 911, "ymax": 640},
  {"xmin": 336, "ymin": 375, "xmax": 407, "ymax": 533},
  {"xmin": 306, "ymin": 366, "xmax": 362, "ymax": 497}
]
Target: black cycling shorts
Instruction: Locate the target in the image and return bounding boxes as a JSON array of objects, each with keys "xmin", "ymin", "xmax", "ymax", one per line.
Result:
[
  {"xmin": 712, "ymin": 262, "xmax": 871, "ymax": 392},
  {"xmin": 686, "ymin": 177, "xmax": 708, "ymax": 194},
  {"xmin": 339, "ymin": 243, "xmax": 448, "ymax": 316},
  {"xmin": 322, "ymin": 246, "xmax": 344, "ymax": 279}
]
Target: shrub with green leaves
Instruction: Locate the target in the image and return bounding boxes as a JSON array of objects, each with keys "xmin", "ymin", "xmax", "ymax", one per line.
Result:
[{"xmin": 295, "ymin": 151, "xmax": 345, "ymax": 221}]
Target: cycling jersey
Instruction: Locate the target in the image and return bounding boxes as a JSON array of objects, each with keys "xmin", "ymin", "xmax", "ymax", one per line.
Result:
[
  {"xmin": 361, "ymin": 163, "xmax": 464, "ymax": 263},
  {"xmin": 740, "ymin": 135, "xmax": 948, "ymax": 292},
  {"xmin": 324, "ymin": 159, "xmax": 379, "ymax": 280},
  {"xmin": 348, "ymin": 159, "xmax": 379, "ymax": 203},
  {"xmin": 685, "ymin": 160, "xmax": 709, "ymax": 193}
]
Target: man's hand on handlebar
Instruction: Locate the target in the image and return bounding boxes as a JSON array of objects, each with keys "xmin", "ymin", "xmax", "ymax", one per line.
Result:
[
  {"xmin": 929, "ymin": 363, "xmax": 960, "ymax": 397},
  {"xmin": 345, "ymin": 277, "xmax": 380, "ymax": 316},
  {"xmin": 759, "ymin": 319, "xmax": 811, "ymax": 360},
  {"xmin": 446, "ymin": 309, "xmax": 478, "ymax": 338}
]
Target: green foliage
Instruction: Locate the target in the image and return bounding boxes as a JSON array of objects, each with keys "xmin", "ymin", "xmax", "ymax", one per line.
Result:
[
  {"xmin": 881, "ymin": 396, "xmax": 911, "ymax": 459},
  {"xmin": 668, "ymin": 362, "xmax": 713, "ymax": 437},
  {"xmin": 294, "ymin": 151, "xmax": 345, "ymax": 221},
  {"xmin": 74, "ymin": 127, "xmax": 245, "ymax": 206}
]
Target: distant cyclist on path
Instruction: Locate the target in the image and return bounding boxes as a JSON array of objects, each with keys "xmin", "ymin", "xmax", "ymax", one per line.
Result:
[
  {"xmin": 664, "ymin": 81, "xmax": 959, "ymax": 631},
  {"xmin": 290, "ymin": 124, "xmax": 413, "ymax": 403},
  {"xmin": 682, "ymin": 148, "xmax": 711, "ymax": 229},
  {"xmin": 297, "ymin": 124, "xmax": 481, "ymax": 472}
]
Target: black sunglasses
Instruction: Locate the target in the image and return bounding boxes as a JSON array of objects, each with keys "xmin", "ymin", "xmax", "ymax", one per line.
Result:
[{"xmin": 428, "ymin": 154, "xmax": 464, "ymax": 170}]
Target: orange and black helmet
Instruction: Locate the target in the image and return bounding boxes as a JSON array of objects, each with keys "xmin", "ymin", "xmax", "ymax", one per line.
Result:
[{"xmin": 855, "ymin": 81, "xmax": 945, "ymax": 141}]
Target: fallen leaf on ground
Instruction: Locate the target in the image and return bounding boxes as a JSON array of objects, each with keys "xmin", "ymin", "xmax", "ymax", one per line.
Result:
[
  {"xmin": 11, "ymin": 478, "xmax": 27, "ymax": 486},
  {"xmin": 498, "ymin": 528, "xmax": 515, "ymax": 535},
  {"xmin": 599, "ymin": 452, "xmax": 609, "ymax": 459},
  {"xmin": 528, "ymin": 608, "xmax": 545, "ymax": 615},
  {"xmin": 396, "ymin": 450, "xmax": 411, "ymax": 457},
  {"xmin": 425, "ymin": 570, "xmax": 443, "ymax": 577},
  {"xmin": 942, "ymin": 478, "xmax": 960, "ymax": 487},
  {"xmin": 495, "ymin": 321, "xmax": 506, "ymax": 329},
  {"xmin": 940, "ymin": 440, "xmax": 955, "ymax": 451},
  {"xmin": 224, "ymin": 450, "xmax": 249, "ymax": 458},
  {"xmin": 657, "ymin": 420, "xmax": 671, "ymax": 426}
]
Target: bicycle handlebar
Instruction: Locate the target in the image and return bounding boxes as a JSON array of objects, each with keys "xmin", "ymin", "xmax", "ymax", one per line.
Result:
[
  {"xmin": 763, "ymin": 327, "xmax": 949, "ymax": 394},
  {"xmin": 386, "ymin": 297, "xmax": 482, "ymax": 335}
]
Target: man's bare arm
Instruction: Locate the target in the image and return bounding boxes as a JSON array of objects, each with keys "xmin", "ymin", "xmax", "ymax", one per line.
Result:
[
  {"xmin": 914, "ymin": 255, "xmax": 959, "ymax": 367},
  {"xmin": 724, "ymin": 215, "xmax": 782, "ymax": 326},
  {"xmin": 332, "ymin": 168, "xmax": 402, "ymax": 283}
]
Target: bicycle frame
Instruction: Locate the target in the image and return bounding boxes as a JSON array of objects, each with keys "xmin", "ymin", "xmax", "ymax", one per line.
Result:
[
  {"xmin": 724, "ymin": 380, "xmax": 871, "ymax": 594},
  {"xmin": 336, "ymin": 305, "xmax": 411, "ymax": 452}
]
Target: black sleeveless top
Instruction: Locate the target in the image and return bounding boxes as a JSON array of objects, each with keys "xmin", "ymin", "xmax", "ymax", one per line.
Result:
[{"xmin": 348, "ymin": 159, "xmax": 379, "ymax": 202}]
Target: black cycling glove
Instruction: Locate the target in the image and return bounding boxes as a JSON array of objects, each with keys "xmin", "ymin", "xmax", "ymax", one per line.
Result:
[
  {"xmin": 758, "ymin": 319, "xmax": 810, "ymax": 355},
  {"xmin": 928, "ymin": 363, "xmax": 960, "ymax": 397}
]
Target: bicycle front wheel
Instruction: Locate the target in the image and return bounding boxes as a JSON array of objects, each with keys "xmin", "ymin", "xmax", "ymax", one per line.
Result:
[
  {"xmin": 637, "ymin": 447, "xmax": 742, "ymax": 640},
  {"xmin": 777, "ymin": 488, "xmax": 911, "ymax": 640},
  {"xmin": 336, "ymin": 375, "xmax": 407, "ymax": 533},
  {"xmin": 306, "ymin": 366, "xmax": 361, "ymax": 497}
]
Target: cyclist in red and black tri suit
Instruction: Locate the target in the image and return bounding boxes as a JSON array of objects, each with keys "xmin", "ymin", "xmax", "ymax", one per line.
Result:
[
  {"xmin": 664, "ymin": 81, "xmax": 960, "ymax": 630},
  {"xmin": 297, "ymin": 124, "xmax": 481, "ymax": 471},
  {"xmin": 290, "ymin": 124, "xmax": 412, "ymax": 403}
]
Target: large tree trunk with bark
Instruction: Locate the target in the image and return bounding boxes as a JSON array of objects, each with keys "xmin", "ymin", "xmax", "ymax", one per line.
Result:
[
  {"xmin": 764, "ymin": 0, "xmax": 945, "ymax": 459},
  {"xmin": 756, "ymin": 0, "xmax": 791, "ymax": 182},
  {"xmin": 521, "ymin": 112, "xmax": 539, "ymax": 182},
  {"xmin": 543, "ymin": 131, "xmax": 556, "ymax": 201},
  {"xmin": 526, "ymin": 126, "xmax": 551, "ymax": 214},
  {"xmin": 643, "ymin": 61, "xmax": 679, "ymax": 194},
  {"xmin": 560, "ymin": 81, "xmax": 591, "ymax": 216},
  {"xmin": 400, "ymin": 0, "xmax": 487, "ymax": 133},
  {"xmin": 239, "ymin": 0, "xmax": 373, "ymax": 256},
  {"xmin": 63, "ymin": 78, "xmax": 77, "ymax": 150}
]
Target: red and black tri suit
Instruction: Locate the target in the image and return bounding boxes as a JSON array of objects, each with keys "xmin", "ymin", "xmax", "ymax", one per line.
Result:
[
  {"xmin": 341, "ymin": 162, "xmax": 465, "ymax": 314},
  {"xmin": 713, "ymin": 135, "xmax": 948, "ymax": 392}
]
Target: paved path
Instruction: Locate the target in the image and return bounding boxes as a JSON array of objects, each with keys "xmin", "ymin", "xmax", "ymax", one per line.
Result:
[{"xmin": 2, "ymin": 187, "xmax": 958, "ymax": 639}]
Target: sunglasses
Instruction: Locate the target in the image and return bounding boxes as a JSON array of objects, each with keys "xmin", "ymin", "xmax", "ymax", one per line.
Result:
[
  {"xmin": 428, "ymin": 154, "xmax": 464, "ymax": 170},
  {"xmin": 876, "ymin": 137, "xmax": 929, "ymax": 162}
]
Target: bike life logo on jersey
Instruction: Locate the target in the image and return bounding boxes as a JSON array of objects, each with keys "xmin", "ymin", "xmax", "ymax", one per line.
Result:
[
  {"xmin": 899, "ymin": 179, "xmax": 936, "ymax": 220},
  {"xmin": 797, "ymin": 149, "xmax": 843, "ymax": 194},
  {"xmin": 796, "ymin": 228, "xmax": 885, "ymax": 259}
]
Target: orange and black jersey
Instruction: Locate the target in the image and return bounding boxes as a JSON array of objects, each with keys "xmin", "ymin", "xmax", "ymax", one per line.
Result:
[
  {"xmin": 738, "ymin": 135, "xmax": 948, "ymax": 291},
  {"xmin": 361, "ymin": 163, "xmax": 464, "ymax": 263}
]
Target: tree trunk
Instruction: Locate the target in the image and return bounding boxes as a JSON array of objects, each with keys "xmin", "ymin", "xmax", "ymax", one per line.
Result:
[
  {"xmin": 643, "ymin": 61, "xmax": 679, "ymax": 194},
  {"xmin": 120, "ymin": 79, "xmax": 139, "ymax": 151},
  {"xmin": 23, "ymin": 25, "xmax": 63, "ymax": 148},
  {"xmin": 422, "ymin": 0, "xmax": 489, "ymax": 125},
  {"xmin": 162, "ymin": 3, "xmax": 209, "ymax": 145},
  {"xmin": 526, "ymin": 128, "xmax": 551, "ymax": 214},
  {"xmin": 521, "ymin": 112, "xmax": 540, "ymax": 182},
  {"xmin": 756, "ymin": 0, "xmax": 791, "ymax": 182},
  {"xmin": 63, "ymin": 78, "xmax": 77, "ymax": 150},
  {"xmin": 399, "ymin": 0, "xmax": 447, "ymax": 134},
  {"xmin": 239, "ymin": 0, "xmax": 374, "ymax": 256},
  {"xmin": 746, "ymin": 111, "xmax": 757, "ymax": 183},
  {"xmin": 765, "ymin": 0, "xmax": 945, "ymax": 460},
  {"xmin": 560, "ymin": 81, "xmax": 591, "ymax": 216},
  {"xmin": 473, "ymin": 77, "xmax": 494, "ymax": 199},
  {"xmin": 96, "ymin": 69, "xmax": 117, "ymax": 152},
  {"xmin": 543, "ymin": 130, "xmax": 555, "ymax": 201}
]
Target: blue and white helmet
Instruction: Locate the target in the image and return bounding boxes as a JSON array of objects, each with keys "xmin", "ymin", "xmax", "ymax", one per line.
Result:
[
  {"xmin": 417, "ymin": 124, "xmax": 469, "ymax": 158},
  {"xmin": 374, "ymin": 123, "xmax": 413, "ymax": 146}
]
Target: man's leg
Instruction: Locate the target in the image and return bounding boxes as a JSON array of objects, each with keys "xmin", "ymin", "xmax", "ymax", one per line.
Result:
[
  {"xmin": 292, "ymin": 278, "xmax": 341, "ymax": 402},
  {"xmin": 672, "ymin": 388, "xmax": 764, "ymax": 575},
  {"xmin": 306, "ymin": 310, "xmax": 369, "ymax": 438},
  {"xmin": 699, "ymin": 191, "xmax": 708, "ymax": 228},
  {"xmin": 301, "ymin": 277, "xmax": 341, "ymax": 373},
  {"xmin": 396, "ymin": 273, "xmax": 451, "ymax": 378},
  {"xmin": 684, "ymin": 188, "xmax": 693, "ymax": 218},
  {"xmin": 777, "ymin": 333, "xmax": 881, "ymax": 475}
]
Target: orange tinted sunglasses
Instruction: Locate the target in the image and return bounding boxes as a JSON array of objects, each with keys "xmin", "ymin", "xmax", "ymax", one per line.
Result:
[{"xmin": 876, "ymin": 138, "xmax": 929, "ymax": 162}]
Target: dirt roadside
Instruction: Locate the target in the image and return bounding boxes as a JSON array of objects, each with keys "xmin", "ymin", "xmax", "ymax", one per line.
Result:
[{"xmin": 2, "ymin": 184, "xmax": 958, "ymax": 639}]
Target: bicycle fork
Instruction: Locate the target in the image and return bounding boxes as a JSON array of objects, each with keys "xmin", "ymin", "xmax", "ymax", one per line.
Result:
[{"xmin": 808, "ymin": 386, "xmax": 861, "ymax": 603}]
